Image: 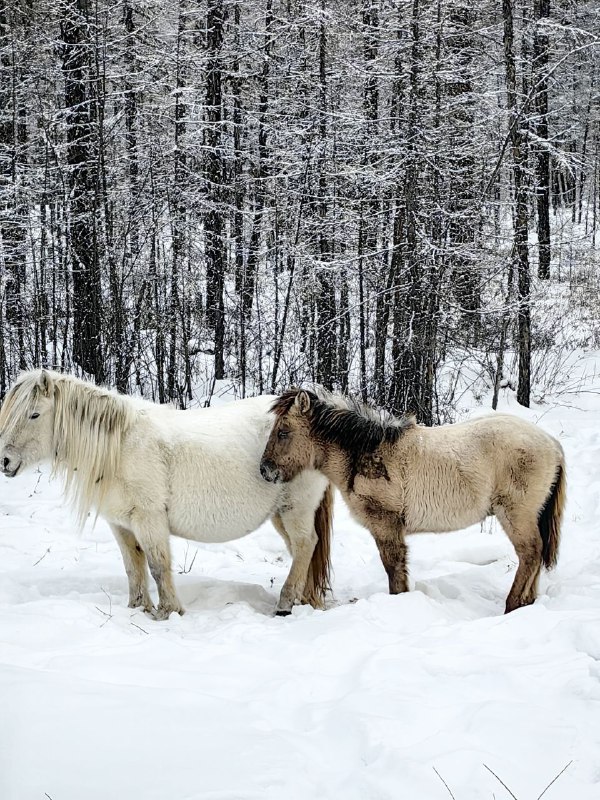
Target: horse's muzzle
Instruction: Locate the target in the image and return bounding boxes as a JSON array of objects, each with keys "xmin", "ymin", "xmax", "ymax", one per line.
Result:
[
  {"xmin": 1, "ymin": 454, "xmax": 21, "ymax": 478},
  {"xmin": 260, "ymin": 459, "xmax": 281, "ymax": 483},
  {"xmin": 0, "ymin": 444, "xmax": 23, "ymax": 478}
]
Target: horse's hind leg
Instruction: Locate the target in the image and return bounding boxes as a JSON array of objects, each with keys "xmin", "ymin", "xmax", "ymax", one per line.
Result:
[
  {"xmin": 495, "ymin": 506, "xmax": 543, "ymax": 613},
  {"xmin": 110, "ymin": 524, "xmax": 153, "ymax": 612},
  {"xmin": 522, "ymin": 561, "xmax": 543, "ymax": 606},
  {"xmin": 271, "ymin": 513, "xmax": 292, "ymax": 553},
  {"xmin": 130, "ymin": 512, "xmax": 184, "ymax": 620},
  {"xmin": 271, "ymin": 509, "xmax": 317, "ymax": 616}
]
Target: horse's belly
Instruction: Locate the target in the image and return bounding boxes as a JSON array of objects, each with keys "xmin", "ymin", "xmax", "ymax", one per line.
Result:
[
  {"xmin": 407, "ymin": 504, "xmax": 488, "ymax": 534},
  {"xmin": 169, "ymin": 508, "xmax": 273, "ymax": 543},
  {"xmin": 167, "ymin": 479, "xmax": 281, "ymax": 543}
]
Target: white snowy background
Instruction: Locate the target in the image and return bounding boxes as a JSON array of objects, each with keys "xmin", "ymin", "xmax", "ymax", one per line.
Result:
[{"xmin": 2, "ymin": 361, "xmax": 600, "ymax": 800}]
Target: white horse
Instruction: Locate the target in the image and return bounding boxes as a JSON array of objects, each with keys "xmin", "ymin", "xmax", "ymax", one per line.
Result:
[{"xmin": 0, "ymin": 370, "xmax": 333, "ymax": 619}]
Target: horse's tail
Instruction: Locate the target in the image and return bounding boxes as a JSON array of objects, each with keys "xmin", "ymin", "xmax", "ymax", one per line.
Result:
[
  {"xmin": 539, "ymin": 459, "xmax": 566, "ymax": 569},
  {"xmin": 303, "ymin": 482, "xmax": 334, "ymax": 608}
]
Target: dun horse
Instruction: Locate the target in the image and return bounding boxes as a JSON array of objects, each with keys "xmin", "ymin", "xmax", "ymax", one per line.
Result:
[
  {"xmin": 0, "ymin": 370, "xmax": 334, "ymax": 618},
  {"xmin": 261, "ymin": 389, "xmax": 566, "ymax": 613}
]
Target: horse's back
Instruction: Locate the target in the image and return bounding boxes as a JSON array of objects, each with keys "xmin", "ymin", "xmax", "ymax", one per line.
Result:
[
  {"xmin": 422, "ymin": 413, "xmax": 562, "ymax": 461},
  {"xmin": 397, "ymin": 413, "xmax": 563, "ymax": 533}
]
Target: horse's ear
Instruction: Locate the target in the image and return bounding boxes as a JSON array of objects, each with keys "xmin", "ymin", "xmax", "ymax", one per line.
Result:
[
  {"xmin": 295, "ymin": 390, "xmax": 311, "ymax": 415},
  {"xmin": 38, "ymin": 369, "xmax": 53, "ymax": 397}
]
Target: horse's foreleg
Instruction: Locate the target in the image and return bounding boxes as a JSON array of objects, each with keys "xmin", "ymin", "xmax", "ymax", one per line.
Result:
[
  {"xmin": 272, "ymin": 511, "xmax": 317, "ymax": 615},
  {"xmin": 368, "ymin": 512, "xmax": 409, "ymax": 595},
  {"xmin": 130, "ymin": 514, "xmax": 184, "ymax": 620},
  {"xmin": 110, "ymin": 524, "xmax": 153, "ymax": 612}
]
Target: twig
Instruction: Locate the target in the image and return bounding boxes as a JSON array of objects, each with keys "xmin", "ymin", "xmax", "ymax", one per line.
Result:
[
  {"xmin": 32, "ymin": 547, "xmax": 51, "ymax": 567},
  {"xmin": 101, "ymin": 587, "xmax": 112, "ymax": 614},
  {"xmin": 95, "ymin": 588, "xmax": 113, "ymax": 627},
  {"xmin": 29, "ymin": 471, "xmax": 43, "ymax": 497},
  {"xmin": 130, "ymin": 621, "xmax": 149, "ymax": 635},
  {"xmin": 177, "ymin": 545, "xmax": 198, "ymax": 575},
  {"xmin": 45, "ymin": 793, "xmax": 54, "ymax": 800},
  {"xmin": 483, "ymin": 764, "xmax": 519, "ymax": 800},
  {"xmin": 433, "ymin": 766, "xmax": 457, "ymax": 800},
  {"xmin": 537, "ymin": 760, "xmax": 573, "ymax": 800}
]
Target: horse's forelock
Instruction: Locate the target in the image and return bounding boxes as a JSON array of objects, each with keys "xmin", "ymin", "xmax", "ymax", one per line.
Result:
[
  {"xmin": 0, "ymin": 374, "xmax": 40, "ymax": 433},
  {"xmin": 271, "ymin": 391, "xmax": 296, "ymax": 417},
  {"xmin": 271, "ymin": 389, "xmax": 316, "ymax": 418}
]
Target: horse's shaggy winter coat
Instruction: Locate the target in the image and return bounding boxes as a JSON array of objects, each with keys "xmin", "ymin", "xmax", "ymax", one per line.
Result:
[
  {"xmin": 260, "ymin": 388, "xmax": 566, "ymax": 613},
  {"xmin": 0, "ymin": 371, "xmax": 333, "ymax": 618}
]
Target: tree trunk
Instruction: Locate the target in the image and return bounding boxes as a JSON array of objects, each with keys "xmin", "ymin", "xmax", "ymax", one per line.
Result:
[
  {"xmin": 533, "ymin": 0, "xmax": 551, "ymax": 279},
  {"xmin": 205, "ymin": 0, "xmax": 225, "ymax": 380},
  {"xmin": 315, "ymin": 2, "xmax": 336, "ymax": 389},
  {"xmin": 503, "ymin": 0, "xmax": 530, "ymax": 407},
  {"xmin": 61, "ymin": 0, "xmax": 104, "ymax": 381}
]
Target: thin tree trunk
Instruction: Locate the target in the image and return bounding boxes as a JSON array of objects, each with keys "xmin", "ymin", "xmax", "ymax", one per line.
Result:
[
  {"xmin": 533, "ymin": 0, "xmax": 551, "ymax": 279},
  {"xmin": 315, "ymin": 1, "xmax": 336, "ymax": 389},
  {"xmin": 205, "ymin": 0, "xmax": 225, "ymax": 380},
  {"xmin": 503, "ymin": 0, "xmax": 530, "ymax": 407}
]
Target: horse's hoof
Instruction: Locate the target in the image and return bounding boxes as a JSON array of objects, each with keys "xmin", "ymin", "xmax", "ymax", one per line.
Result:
[
  {"xmin": 148, "ymin": 605, "xmax": 184, "ymax": 621},
  {"xmin": 275, "ymin": 608, "xmax": 292, "ymax": 617},
  {"xmin": 504, "ymin": 597, "xmax": 535, "ymax": 614},
  {"xmin": 135, "ymin": 605, "xmax": 155, "ymax": 615}
]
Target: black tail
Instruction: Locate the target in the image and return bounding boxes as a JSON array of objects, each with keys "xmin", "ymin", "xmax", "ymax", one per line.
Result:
[{"xmin": 539, "ymin": 462, "xmax": 565, "ymax": 569}]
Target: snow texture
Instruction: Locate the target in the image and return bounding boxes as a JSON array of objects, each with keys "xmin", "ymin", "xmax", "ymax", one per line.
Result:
[{"xmin": 2, "ymin": 375, "xmax": 600, "ymax": 800}]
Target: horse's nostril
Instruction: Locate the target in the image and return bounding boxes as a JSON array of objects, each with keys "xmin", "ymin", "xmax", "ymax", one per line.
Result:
[{"xmin": 2, "ymin": 457, "xmax": 9, "ymax": 470}]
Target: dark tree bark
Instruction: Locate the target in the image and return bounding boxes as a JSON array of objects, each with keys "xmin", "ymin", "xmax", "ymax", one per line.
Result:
[
  {"xmin": 237, "ymin": 0, "xmax": 273, "ymax": 320},
  {"xmin": 0, "ymin": 3, "xmax": 27, "ymax": 369},
  {"xmin": 533, "ymin": 0, "xmax": 551, "ymax": 279},
  {"xmin": 446, "ymin": 2, "xmax": 480, "ymax": 326},
  {"xmin": 229, "ymin": 2, "xmax": 247, "ymax": 393},
  {"xmin": 362, "ymin": 0, "xmax": 389, "ymax": 404},
  {"xmin": 205, "ymin": 0, "xmax": 225, "ymax": 380},
  {"xmin": 390, "ymin": 0, "xmax": 436, "ymax": 425},
  {"xmin": 61, "ymin": 0, "xmax": 104, "ymax": 381},
  {"xmin": 315, "ymin": 2, "xmax": 336, "ymax": 389},
  {"xmin": 503, "ymin": 0, "xmax": 530, "ymax": 407},
  {"xmin": 167, "ymin": 1, "xmax": 191, "ymax": 403}
]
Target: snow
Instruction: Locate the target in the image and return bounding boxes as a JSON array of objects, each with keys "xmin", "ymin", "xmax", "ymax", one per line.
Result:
[{"xmin": 2, "ymin": 372, "xmax": 600, "ymax": 800}]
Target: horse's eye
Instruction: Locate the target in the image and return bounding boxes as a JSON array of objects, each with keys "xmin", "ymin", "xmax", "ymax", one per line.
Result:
[
  {"xmin": 278, "ymin": 430, "xmax": 289, "ymax": 440},
  {"xmin": 30, "ymin": 412, "xmax": 40, "ymax": 420}
]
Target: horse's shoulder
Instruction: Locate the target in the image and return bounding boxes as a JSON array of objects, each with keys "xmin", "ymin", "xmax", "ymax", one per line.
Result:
[{"xmin": 356, "ymin": 451, "xmax": 390, "ymax": 481}]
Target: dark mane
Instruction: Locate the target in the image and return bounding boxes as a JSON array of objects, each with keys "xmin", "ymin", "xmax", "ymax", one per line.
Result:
[{"xmin": 273, "ymin": 388, "xmax": 415, "ymax": 457}]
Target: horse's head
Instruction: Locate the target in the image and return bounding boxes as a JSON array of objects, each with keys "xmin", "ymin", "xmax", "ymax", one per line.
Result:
[
  {"xmin": 0, "ymin": 370, "xmax": 56, "ymax": 478},
  {"xmin": 260, "ymin": 389, "xmax": 318, "ymax": 483}
]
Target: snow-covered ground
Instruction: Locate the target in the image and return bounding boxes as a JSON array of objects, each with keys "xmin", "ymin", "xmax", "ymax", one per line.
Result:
[{"xmin": 2, "ymin": 371, "xmax": 600, "ymax": 800}]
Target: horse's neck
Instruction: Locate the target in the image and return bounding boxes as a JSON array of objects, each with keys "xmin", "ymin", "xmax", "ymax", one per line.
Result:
[
  {"xmin": 53, "ymin": 380, "xmax": 131, "ymax": 467},
  {"xmin": 319, "ymin": 445, "xmax": 352, "ymax": 490}
]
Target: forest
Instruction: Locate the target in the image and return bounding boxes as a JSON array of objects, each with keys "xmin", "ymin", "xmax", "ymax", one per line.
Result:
[{"xmin": 1, "ymin": 0, "xmax": 599, "ymax": 422}]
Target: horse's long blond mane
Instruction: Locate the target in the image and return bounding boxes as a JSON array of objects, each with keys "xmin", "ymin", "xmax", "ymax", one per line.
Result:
[
  {"xmin": 53, "ymin": 374, "xmax": 137, "ymax": 525},
  {"xmin": 4, "ymin": 370, "xmax": 137, "ymax": 527}
]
